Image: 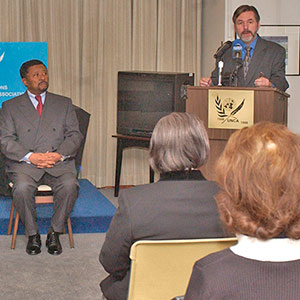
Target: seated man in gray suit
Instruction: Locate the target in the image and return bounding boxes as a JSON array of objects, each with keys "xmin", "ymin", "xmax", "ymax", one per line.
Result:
[
  {"xmin": 0, "ymin": 59, "xmax": 83, "ymax": 255},
  {"xmin": 99, "ymin": 112, "xmax": 228, "ymax": 300},
  {"xmin": 200, "ymin": 5, "xmax": 289, "ymax": 92}
]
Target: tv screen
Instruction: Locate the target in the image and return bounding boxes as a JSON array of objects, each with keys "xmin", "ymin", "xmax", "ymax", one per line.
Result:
[{"xmin": 117, "ymin": 71, "xmax": 194, "ymax": 137}]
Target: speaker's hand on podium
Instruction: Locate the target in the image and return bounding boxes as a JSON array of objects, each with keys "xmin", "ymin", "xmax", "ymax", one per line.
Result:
[
  {"xmin": 199, "ymin": 77, "xmax": 212, "ymax": 87},
  {"xmin": 254, "ymin": 76, "xmax": 272, "ymax": 88}
]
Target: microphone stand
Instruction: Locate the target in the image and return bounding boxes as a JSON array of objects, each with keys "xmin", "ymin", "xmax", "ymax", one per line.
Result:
[
  {"xmin": 230, "ymin": 59, "xmax": 243, "ymax": 87},
  {"xmin": 217, "ymin": 60, "xmax": 224, "ymax": 86}
]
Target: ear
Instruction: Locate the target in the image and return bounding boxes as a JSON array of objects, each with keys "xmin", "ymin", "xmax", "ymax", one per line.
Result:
[
  {"xmin": 257, "ymin": 21, "xmax": 260, "ymax": 30},
  {"xmin": 21, "ymin": 77, "xmax": 27, "ymax": 87}
]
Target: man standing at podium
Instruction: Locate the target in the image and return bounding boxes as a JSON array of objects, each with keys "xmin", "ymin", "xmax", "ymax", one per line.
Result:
[{"xmin": 200, "ymin": 5, "xmax": 289, "ymax": 92}]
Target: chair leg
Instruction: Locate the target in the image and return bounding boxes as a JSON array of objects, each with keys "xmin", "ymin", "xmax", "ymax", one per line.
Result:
[
  {"xmin": 7, "ymin": 202, "xmax": 15, "ymax": 235},
  {"xmin": 67, "ymin": 217, "xmax": 74, "ymax": 248},
  {"xmin": 11, "ymin": 212, "xmax": 19, "ymax": 250},
  {"xmin": 8, "ymin": 203, "xmax": 74, "ymax": 249}
]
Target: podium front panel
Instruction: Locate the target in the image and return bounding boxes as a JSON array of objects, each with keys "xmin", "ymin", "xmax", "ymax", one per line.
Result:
[{"xmin": 186, "ymin": 86, "xmax": 289, "ymax": 180}]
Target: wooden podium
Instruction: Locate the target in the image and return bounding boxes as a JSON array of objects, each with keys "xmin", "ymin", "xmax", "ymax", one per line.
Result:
[{"xmin": 186, "ymin": 86, "xmax": 290, "ymax": 180}]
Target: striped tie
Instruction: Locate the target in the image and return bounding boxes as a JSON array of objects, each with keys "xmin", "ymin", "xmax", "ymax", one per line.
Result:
[{"xmin": 243, "ymin": 46, "xmax": 251, "ymax": 80}]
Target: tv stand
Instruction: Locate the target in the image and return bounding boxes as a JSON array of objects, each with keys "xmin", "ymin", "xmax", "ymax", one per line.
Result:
[{"xmin": 112, "ymin": 134, "xmax": 155, "ymax": 197}]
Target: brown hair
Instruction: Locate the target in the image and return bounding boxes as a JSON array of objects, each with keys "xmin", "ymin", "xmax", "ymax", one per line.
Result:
[
  {"xmin": 149, "ymin": 112, "xmax": 209, "ymax": 173},
  {"xmin": 232, "ymin": 5, "xmax": 260, "ymax": 24},
  {"xmin": 215, "ymin": 122, "xmax": 300, "ymax": 240}
]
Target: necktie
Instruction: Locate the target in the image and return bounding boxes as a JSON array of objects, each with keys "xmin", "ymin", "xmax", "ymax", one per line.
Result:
[
  {"xmin": 243, "ymin": 46, "xmax": 251, "ymax": 79},
  {"xmin": 35, "ymin": 95, "xmax": 43, "ymax": 116}
]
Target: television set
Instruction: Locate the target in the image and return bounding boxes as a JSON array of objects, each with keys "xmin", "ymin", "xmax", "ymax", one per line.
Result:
[{"xmin": 117, "ymin": 71, "xmax": 194, "ymax": 137}]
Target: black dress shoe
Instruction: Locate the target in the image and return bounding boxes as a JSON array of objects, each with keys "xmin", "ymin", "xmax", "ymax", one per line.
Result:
[
  {"xmin": 26, "ymin": 233, "xmax": 41, "ymax": 255},
  {"xmin": 46, "ymin": 231, "xmax": 62, "ymax": 255}
]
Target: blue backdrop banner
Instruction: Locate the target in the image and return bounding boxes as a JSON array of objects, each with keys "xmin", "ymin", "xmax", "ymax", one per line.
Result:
[{"xmin": 0, "ymin": 42, "xmax": 47, "ymax": 107}]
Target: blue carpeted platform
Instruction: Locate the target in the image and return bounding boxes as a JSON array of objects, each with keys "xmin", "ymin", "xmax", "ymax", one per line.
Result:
[{"xmin": 0, "ymin": 179, "xmax": 116, "ymax": 235}]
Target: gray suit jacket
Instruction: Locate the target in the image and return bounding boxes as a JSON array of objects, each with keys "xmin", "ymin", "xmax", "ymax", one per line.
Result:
[
  {"xmin": 185, "ymin": 248, "xmax": 300, "ymax": 300},
  {"xmin": 211, "ymin": 36, "xmax": 289, "ymax": 92},
  {"xmin": 0, "ymin": 91, "xmax": 83, "ymax": 181},
  {"xmin": 99, "ymin": 171, "xmax": 228, "ymax": 300}
]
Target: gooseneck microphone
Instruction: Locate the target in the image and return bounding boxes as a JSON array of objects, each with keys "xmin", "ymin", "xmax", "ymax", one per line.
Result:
[
  {"xmin": 213, "ymin": 41, "xmax": 232, "ymax": 59},
  {"xmin": 213, "ymin": 41, "xmax": 232, "ymax": 86}
]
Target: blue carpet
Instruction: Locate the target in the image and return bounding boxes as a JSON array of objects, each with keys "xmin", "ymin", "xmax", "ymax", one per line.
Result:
[{"xmin": 0, "ymin": 179, "xmax": 116, "ymax": 235}]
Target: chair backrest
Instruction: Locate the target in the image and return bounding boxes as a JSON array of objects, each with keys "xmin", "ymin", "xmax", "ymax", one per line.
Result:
[
  {"xmin": 0, "ymin": 108, "xmax": 11, "ymax": 196},
  {"xmin": 128, "ymin": 237, "xmax": 237, "ymax": 300},
  {"xmin": 73, "ymin": 105, "xmax": 90, "ymax": 174}
]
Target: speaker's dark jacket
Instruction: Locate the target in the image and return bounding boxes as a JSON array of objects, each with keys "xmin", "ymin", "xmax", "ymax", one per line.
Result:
[
  {"xmin": 211, "ymin": 36, "xmax": 289, "ymax": 92},
  {"xmin": 99, "ymin": 170, "xmax": 228, "ymax": 300}
]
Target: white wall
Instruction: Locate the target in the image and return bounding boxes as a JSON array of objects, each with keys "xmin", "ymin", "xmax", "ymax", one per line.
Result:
[
  {"xmin": 201, "ymin": 0, "xmax": 225, "ymax": 77},
  {"xmin": 225, "ymin": 0, "xmax": 300, "ymax": 133}
]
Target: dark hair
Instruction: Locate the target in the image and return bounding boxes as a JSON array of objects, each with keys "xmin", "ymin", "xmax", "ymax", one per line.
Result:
[
  {"xmin": 149, "ymin": 112, "xmax": 210, "ymax": 173},
  {"xmin": 19, "ymin": 59, "xmax": 47, "ymax": 78},
  {"xmin": 232, "ymin": 5, "xmax": 260, "ymax": 23},
  {"xmin": 215, "ymin": 122, "xmax": 300, "ymax": 240}
]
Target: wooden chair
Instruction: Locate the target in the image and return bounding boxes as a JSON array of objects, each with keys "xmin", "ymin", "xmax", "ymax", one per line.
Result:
[
  {"xmin": 128, "ymin": 237, "xmax": 237, "ymax": 300},
  {"xmin": 7, "ymin": 184, "xmax": 74, "ymax": 249},
  {"xmin": 6, "ymin": 105, "xmax": 90, "ymax": 250}
]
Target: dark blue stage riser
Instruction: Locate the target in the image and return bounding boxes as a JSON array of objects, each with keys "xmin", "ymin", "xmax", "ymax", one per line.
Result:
[{"xmin": 0, "ymin": 179, "xmax": 116, "ymax": 235}]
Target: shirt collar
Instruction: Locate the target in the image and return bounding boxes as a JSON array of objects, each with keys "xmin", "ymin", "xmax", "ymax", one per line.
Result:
[
  {"xmin": 240, "ymin": 36, "xmax": 258, "ymax": 51},
  {"xmin": 159, "ymin": 170, "xmax": 206, "ymax": 181},
  {"xmin": 230, "ymin": 234, "xmax": 300, "ymax": 262},
  {"xmin": 27, "ymin": 90, "xmax": 46, "ymax": 104}
]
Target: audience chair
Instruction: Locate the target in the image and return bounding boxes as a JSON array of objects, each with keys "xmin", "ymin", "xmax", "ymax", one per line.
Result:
[
  {"xmin": 6, "ymin": 105, "xmax": 90, "ymax": 250},
  {"xmin": 128, "ymin": 237, "xmax": 237, "ymax": 300}
]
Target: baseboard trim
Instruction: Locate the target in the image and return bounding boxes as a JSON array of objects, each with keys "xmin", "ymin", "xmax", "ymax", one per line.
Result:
[{"xmin": 101, "ymin": 185, "xmax": 135, "ymax": 189}]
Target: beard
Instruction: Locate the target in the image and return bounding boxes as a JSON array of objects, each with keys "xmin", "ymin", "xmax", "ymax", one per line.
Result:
[{"xmin": 239, "ymin": 30, "xmax": 257, "ymax": 43}]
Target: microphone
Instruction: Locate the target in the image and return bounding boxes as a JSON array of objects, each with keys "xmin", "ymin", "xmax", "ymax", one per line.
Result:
[
  {"xmin": 231, "ymin": 39, "xmax": 243, "ymax": 87},
  {"xmin": 213, "ymin": 41, "xmax": 232, "ymax": 59},
  {"xmin": 232, "ymin": 39, "xmax": 243, "ymax": 60}
]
